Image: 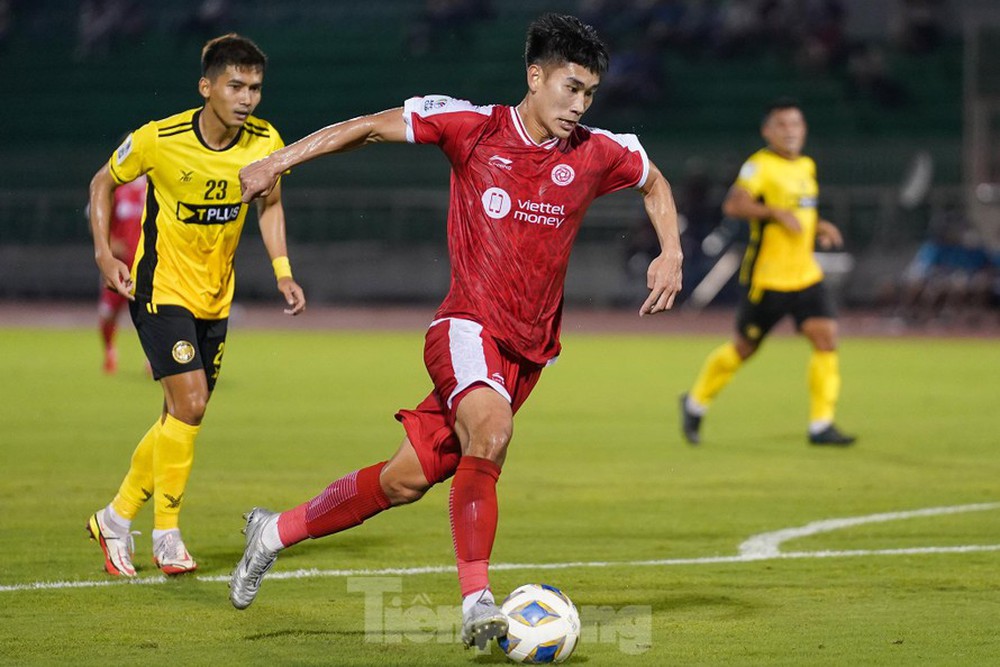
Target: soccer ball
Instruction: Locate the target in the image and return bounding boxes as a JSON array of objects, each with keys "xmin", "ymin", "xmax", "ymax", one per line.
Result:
[{"xmin": 498, "ymin": 583, "xmax": 581, "ymax": 664}]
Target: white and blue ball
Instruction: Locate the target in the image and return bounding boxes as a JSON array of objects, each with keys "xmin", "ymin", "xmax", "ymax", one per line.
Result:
[{"xmin": 498, "ymin": 583, "xmax": 580, "ymax": 664}]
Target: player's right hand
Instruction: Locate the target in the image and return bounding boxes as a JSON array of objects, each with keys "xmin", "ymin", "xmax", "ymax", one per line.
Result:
[
  {"xmin": 277, "ymin": 277, "xmax": 306, "ymax": 316},
  {"xmin": 239, "ymin": 157, "xmax": 279, "ymax": 202},
  {"xmin": 98, "ymin": 256, "xmax": 134, "ymax": 300}
]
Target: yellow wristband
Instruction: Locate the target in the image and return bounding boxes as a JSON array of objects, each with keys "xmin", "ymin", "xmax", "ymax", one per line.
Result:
[{"xmin": 272, "ymin": 256, "xmax": 293, "ymax": 281}]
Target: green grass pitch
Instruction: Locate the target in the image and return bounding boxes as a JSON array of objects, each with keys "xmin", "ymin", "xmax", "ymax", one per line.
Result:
[{"xmin": 1, "ymin": 324, "xmax": 998, "ymax": 665}]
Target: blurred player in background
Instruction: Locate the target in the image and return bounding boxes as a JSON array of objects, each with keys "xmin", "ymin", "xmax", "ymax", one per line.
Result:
[
  {"xmin": 680, "ymin": 98, "xmax": 856, "ymax": 446},
  {"xmin": 86, "ymin": 34, "xmax": 305, "ymax": 578},
  {"xmin": 229, "ymin": 13, "xmax": 683, "ymax": 651},
  {"xmin": 93, "ymin": 173, "xmax": 145, "ymax": 374}
]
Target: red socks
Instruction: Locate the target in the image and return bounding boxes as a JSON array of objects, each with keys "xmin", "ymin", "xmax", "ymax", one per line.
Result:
[
  {"xmin": 450, "ymin": 456, "xmax": 501, "ymax": 597},
  {"xmin": 100, "ymin": 319, "xmax": 116, "ymax": 349},
  {"xmin": 277, "ymin": 461, "xmax": 390, "ymax": 547},
  {"xmin": 274, "ymin": 454, "xmax": 503, "ymax": 599}
]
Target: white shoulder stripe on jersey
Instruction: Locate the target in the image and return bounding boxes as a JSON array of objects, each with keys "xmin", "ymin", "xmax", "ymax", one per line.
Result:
[
  {"xmin": 402, "ymin": 95, "xmax": 492, "ymax": 144},
  {"xmin": 587, "ymin": 126, "xmax": 650, "ymax": 189}
]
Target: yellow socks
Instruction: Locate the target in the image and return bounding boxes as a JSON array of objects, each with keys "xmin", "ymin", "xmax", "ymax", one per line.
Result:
[
  {"xmin": 153, "ymin": 414, "xmax": 200, "ymax": 531},
  {"xmin": 690, "ymin": 342, "xmax": 744, "ymax": 409},
  {"xmin": 808, "ymin": 350, "xmax": 841, "ymax": 427},
  {"xmin": 110, "ymin": 419, "xmax": 160, "ymax": 521}
]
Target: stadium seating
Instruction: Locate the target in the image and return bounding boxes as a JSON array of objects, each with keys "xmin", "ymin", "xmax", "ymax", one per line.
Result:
[{"xmin": 0, "ymin": 2, "xmax": 962, "ymax": 244}]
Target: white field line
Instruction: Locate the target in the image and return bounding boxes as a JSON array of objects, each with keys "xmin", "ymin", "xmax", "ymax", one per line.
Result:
[
  {"xmin": 3, "ymin": 502, "xmax": 998, "ymax": 594},
  {"xmin": 737, "ymin": 501, "xmax": 1000, "ymax": 559}
]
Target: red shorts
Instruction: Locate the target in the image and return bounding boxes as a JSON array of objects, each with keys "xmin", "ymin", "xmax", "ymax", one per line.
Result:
[{"xmin": 396, "ymin": 318, "xmax": 544, "ymax": 485}]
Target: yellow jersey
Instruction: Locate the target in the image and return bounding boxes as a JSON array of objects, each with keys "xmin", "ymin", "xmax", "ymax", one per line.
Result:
[
  {"xmin": 733, "ymin": 148, "xmax": 823, "ymax": 293},
  {"xmin": 108, "ymin": 107, "xmax": 284, "ymax": 319}
]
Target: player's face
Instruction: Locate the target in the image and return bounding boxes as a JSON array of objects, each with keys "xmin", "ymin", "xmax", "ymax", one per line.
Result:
[
  {"xmin": 762, "ymin": 108, "xmax": 807, "ymax": 158},
  {"xmin": 199, "ymin": 65, "xmax": 263, "ymax": 129},
  {"xmin": 530, "ymin": 61, "xmax": 600, "ymax": 140}
]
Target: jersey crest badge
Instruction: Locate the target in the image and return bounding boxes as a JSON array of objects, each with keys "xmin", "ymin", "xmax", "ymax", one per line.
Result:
[
  {"xmin": 172, "ymin": 340, "xmax": 196, "ymax": 364},
  {"xmin": 551, "ymin": 163, "xmax": 575, "ymax": 186}
]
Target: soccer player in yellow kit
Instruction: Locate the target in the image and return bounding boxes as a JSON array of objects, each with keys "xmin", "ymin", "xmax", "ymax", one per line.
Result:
[
  {"xmin": 680, "ymin": 98, "xmax": 856, "ymax": 446},
  {"xmin": 86, "ymin": 34, "xmax": 305, "ymax": 576}
]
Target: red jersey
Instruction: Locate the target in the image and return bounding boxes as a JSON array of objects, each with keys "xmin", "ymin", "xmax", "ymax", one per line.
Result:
[
  {"xmin": 110, "ymin": 175, "xmax": 146, "ymax": 268},
  {"xmin": 403, "ymin": 95, "xmax": 649, "ymax": 364}
]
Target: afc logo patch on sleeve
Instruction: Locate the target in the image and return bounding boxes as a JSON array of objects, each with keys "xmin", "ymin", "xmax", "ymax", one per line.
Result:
[
  {"xmin": 115, "ymin": 133, "xmax": 134, "ymax": 165},
  {"xmin": 422, "ymin": 96, "xmax": 450, "ymax": 113},
  {"xmin": 739, "ymin": 161, "xmax": 757, "ymax": 179}
]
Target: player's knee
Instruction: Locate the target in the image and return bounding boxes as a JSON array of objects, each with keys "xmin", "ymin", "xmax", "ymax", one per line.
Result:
[
  {"xmin": 735, "ymin": 338, "xmax": 757, "ymax": 359},
  {"xmin": 171, "ymin": 393, "xmax": 208, "ymax": 425},
  {"xmin": 803, "ymin": 320, "xmax": 838, "ymax": 351},
  {"xmin": 465, "ymin": 424, "xmax": 512, "ymax": 462},
  {"xmin": 381, "ymin": 473, "xmax": 430, "ymax": 506}
]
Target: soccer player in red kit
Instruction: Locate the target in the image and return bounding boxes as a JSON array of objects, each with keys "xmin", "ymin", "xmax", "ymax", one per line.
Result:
[
  {"xmin": 229, "ymin": 14, "xmax": 683, "ymax": 650},
  {"xmin": 96, "ymin": 175, "xmax": 146, "ymax": 373}
]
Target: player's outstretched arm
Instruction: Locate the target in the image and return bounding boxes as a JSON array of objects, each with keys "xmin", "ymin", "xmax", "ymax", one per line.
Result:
[
  {"xmin": 89, "ymin": 164, "xmax": 133, "ymax": 300},
  {"xmin": 723, "ymin": 186, "xmax": 801, "ymax": 233},
  {"xmin": 240, "ymin": 108, "xmax": 408, "ymax": 202},
  {"xmin": 257, "ymin": 181, "xmax": 306, "ymax": 316},
  {"xmin": 638, "ymin": 162, "xmax": 683, "ymax": 316}
]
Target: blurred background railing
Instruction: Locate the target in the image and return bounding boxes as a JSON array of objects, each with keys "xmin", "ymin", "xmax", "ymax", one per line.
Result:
[{"xmin": 0, "ymin": 0, "xmax": 995, "ymax": 324}]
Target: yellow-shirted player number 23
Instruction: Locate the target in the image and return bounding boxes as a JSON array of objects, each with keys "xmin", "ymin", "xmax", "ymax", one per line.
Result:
[{"xmin": 205, "ymin": 179, "xmax": 228, "ymax": 200}]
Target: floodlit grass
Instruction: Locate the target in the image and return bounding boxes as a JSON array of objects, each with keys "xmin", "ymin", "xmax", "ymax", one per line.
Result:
[{"xmin": 1, "ymin": 326, "xmax": 998, "ymax": 665}]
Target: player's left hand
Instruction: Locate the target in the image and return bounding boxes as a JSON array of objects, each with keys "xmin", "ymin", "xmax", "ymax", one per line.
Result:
[
  {"xmin": 640, "ymin": 249, "xmax": 683, "ymax": 316},
  {"xmin": 277, "ymin": 277, "xmax": 306, "ymax": 316},
  {"xmin": 816, "ymin": 220, "xmax": 845, "ymax": 250}
]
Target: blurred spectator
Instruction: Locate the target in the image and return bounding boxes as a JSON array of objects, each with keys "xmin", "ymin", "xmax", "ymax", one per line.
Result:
[
  {"xmin": 624, "ymin": 157, "xmax": 727, "ymax": 303},
  {"xmin": 890, "ymin": 214, "xmax": 997, "ymax": 328},
  {"xmin": 846, "ymin": 42, "xmax": 908, "ymax": 107},
  {"xmin": 796, "ymin": 0, "xmax": 848, "ymax": 72},
  {"xmin": 676, "ymin": 157, "xmax": 727, "ymax": 298},
  {"xmin": 407, "ymin": 0, "xmax": 494, "ymax": 56},
  {"xmin": 75, "ymin": 0, "xmax": 122, "ymax": 61},
  {"xmin": 715, "ymin": 0, "xmax": 762, "ymax": 58},
  {"xmin": 119, "ymin": 1, "xmax": 147, "ymax": 44},
  {"xmin": 623, "ymin": 213, "xmax": 661, "ymax": 293},
  {"xmin": 576, "ymin": 0, "xmax": 617, "ymax": 37},
  {"xmin": 891, "ymin": 0, "xmax": 946, "ymax": 55},
  {"xmin": 178, "ymin": 0, "xmax": 231, "ymax": 47},
  {"xmin": 644, "ymin": 0, "xmax": 687, "ymax": 49},
  {"xmin": 601, "ymin": 37, "xmax": 666, "ymax": 105},
  {"xmin": 74, "ymin": 0, "xmax": 145, "ymax": 62}
]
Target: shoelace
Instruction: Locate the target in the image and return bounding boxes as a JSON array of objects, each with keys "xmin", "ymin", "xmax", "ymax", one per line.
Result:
[
  {"xmin": 154, "ymin": 533, "xmax": 184, "ymax": 562},
  {"xmin": 107, "ymin": 529, "xmax": 139, "ymax": 554},
  {"xmin": 124, "ymin": 531, "xmax": 139, "ymax": 556}
]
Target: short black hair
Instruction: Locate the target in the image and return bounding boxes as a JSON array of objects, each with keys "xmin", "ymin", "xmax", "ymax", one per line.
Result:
[
  {"xmin": 524, "ymin": 13, "xmax": 609, "ymax": 75},
  {"xmin": 201, "ymin": 33, "xmax": 267, "ymax": 79},
  {"xmin": 762, "ymin": 97, "xmax": 802, "ymax": 124}
]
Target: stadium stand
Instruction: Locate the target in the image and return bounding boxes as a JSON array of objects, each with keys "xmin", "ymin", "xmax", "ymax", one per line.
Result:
[{"xmin": 0, "ymin": 1, "xmax": 974, "ymax": 310}]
